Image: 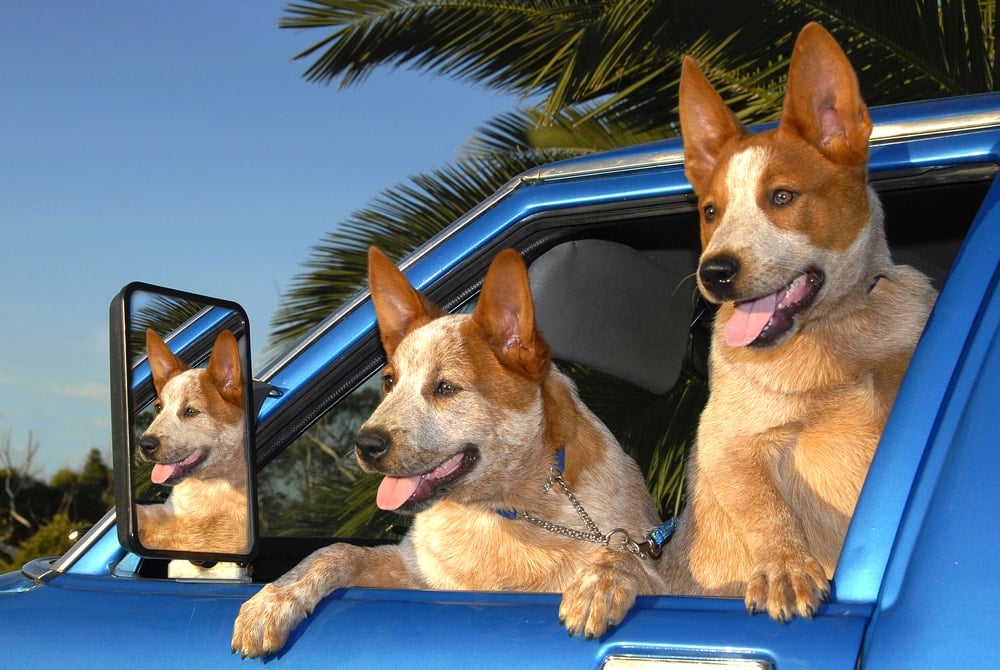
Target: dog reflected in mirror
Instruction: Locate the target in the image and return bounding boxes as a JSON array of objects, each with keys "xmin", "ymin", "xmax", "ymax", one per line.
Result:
[{"xmin": 136, "ymin": 328, "xmax": 250, "ymax": 555}]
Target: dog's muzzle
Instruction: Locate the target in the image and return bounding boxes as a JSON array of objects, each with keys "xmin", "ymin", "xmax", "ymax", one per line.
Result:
[{"xmin": 698, "ymin": 256, "xmax": 825, "ymax": 348}]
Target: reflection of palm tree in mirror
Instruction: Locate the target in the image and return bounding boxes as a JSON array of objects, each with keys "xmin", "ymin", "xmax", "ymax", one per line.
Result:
[
  {"xmin": 134, "ymin": 328, "xmax": 250, "ymax": 554},
  {"xmin": 128, "ymin": 296, "xmax": 204, "ymax": 357}
]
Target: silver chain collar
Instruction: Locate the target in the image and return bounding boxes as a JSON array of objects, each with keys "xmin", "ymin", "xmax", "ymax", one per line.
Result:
[{"xmin": 515, "ymin": 466, "xmax": 663, "ymax": 560}]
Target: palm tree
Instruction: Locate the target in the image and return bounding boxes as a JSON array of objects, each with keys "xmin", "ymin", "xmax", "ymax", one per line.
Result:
[
  {"xmin": 264, "ymin": 0, "xmax": 996, "ymax": 522},
  {"xmin": 270, "ymin": 0, "xmax": 996, "ymax": 346}
]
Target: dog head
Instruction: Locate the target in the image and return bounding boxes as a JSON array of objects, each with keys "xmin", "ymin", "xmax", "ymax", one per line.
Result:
[
  {"xmin": 680, "ymin": 22, "xmax": 886, "ymax": 349},
  {"xmin": 357, "ymin": 246, "xmax": 553, "ymax": 514},
  {"xmin": 139, "ymin": 328, "xmax": 246, "ymax": 487}
]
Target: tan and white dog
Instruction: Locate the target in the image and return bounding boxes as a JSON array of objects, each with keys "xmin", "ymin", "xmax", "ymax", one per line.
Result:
[
  {"xmin": 136, "ymin": 328, "xmax": 249, "ymax": 555},
  {"xmin": 656, "ymin": 22, "xmax": 937, "ymax": 620},
  {"xmin": 231, "ymin": 246, "xmax": 665, "ymax": 658}
]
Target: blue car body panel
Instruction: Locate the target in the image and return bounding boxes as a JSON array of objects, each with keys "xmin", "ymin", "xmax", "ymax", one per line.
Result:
[
  {"xmin": 862, "ymin": 179, "xmax": 1000, "ymax": 667},
  {"xmin": 2, "ymin": 93, "xmax": 999, "ymax": 668},
  {"xmin": 0, "ymin": 569, "xmax": 872, "ymax": 668}
]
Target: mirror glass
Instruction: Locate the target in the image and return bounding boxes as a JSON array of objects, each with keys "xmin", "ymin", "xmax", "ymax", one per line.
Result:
[{"xmin": 110, "ymin": 282, "xmax": 257, "ymax": 561}]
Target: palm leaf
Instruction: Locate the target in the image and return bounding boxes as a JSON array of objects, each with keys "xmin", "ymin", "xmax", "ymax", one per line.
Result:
[
  {"xmin": 129, "ymin": 297, "xmax": 205, "ymax": 356},
  {"xmin": 268, "ymin": 150, "xmax": 568, "ymax": 349},
  {"xmin": 279, "ymin": 1, "xmax": 996, "ymax": 131}
]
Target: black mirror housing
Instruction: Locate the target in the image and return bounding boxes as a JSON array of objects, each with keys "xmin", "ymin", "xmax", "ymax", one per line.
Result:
[{"xmin": 110, "ymin": 282, "xmax": 258, "ymax": 563}]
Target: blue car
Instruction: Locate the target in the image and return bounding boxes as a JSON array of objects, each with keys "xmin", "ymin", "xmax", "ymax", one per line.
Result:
[{"xmin": 2, "ymin": 92, "xmax": 999, "ymax": 669}]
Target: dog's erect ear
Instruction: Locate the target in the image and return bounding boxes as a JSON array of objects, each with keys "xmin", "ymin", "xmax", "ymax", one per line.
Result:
[
  {"xmin": 473, "ymin": 249, "xmax": 551, "ymax": 379},
  {"xmin": 368, "ymin": 246, "xmax": 443, "ymax": 357},
  {"xmin": 679, "ymin": 55, "xmax": 748, "ymax": 193},
  {"xmin": 145, "ymin": 328, "xmax": 187, "ymax": 395},
  {"xmin": 206, "ymin": 330, "xmax": 244, "ymax": 407},
  {"xmin": 780, "ymin": 22, "xmax": 872, "ymax": 167}
]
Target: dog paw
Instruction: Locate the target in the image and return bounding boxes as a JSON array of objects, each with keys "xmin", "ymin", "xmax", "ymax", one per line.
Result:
[
  {"xmin": 231, "ymin": 584, "xmax": 310, "ymax": 659},
  {"xmin": 744, "ymin": 553, "xmax": 829, "ymax": 622},
  {"xmin": 559, "ymin": 557, "xmax": 643, "ymax": 640}
]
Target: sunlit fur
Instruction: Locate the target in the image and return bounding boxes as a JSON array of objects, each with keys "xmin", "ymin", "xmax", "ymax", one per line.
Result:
[
  {"xmin": 663, "ymin": 22, "xmax": 938, "ymax": 621},
  {"xmin": 231, "ymin": 246, "xmax": 666, "ymax": 658},
  {"xmin": 136, "ymin": 329, "xmax": 249, "ymax": 554}
]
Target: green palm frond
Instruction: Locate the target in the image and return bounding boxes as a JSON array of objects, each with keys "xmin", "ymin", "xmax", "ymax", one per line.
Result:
[
  {"xmin": 281, "ymin": 1, "xmax": 995, "ymax": 130},
  {"xmin": 129, "ymin": 297, "xmax": 204, "ymax": 356},
  {"xmin": 460, "ymin": 105, "xmax": 668, "ymax": 159},
  {"xmin": 795, "ymin": 0, "xmax": 995, "ymax": 99},
  {"xmin": 280, "ymin": 1, "xmax": 598, "ymax": 93},
  {"xmin": 268, "ymin": 151, "xmax": 565, "ymax": 348}
]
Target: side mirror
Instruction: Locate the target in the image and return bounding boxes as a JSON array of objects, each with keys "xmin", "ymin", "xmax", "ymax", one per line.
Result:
[{"xmin": 110, "ymin": 282, "xmax": 258, "ymax": 562}]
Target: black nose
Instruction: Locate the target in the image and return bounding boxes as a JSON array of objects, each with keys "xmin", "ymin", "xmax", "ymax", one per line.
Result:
[
  {"xmin": 355, "ymin": 429, "xmax": 390, "ymax": 465},
  {"xmin": 138, "ymin": 434, "xmax": 160, "ymax": 458},
  {"xmin": 698, "ymin": 255, "xmax": 740, "ymax": 296}
]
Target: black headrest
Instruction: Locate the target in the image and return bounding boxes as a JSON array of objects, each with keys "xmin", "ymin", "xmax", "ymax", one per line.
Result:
[{"xmin": 529, "ymin": 240, "xmax": 694, "ymax": 395}]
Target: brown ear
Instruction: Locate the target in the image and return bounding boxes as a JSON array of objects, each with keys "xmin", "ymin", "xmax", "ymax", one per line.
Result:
[
  {"xmin": 779, "ymin": 22, "xmax": 871, "ymax": 166},
  {"xmin": 368, "ymin": 246, "xmax": 442, "ymax": 356},
  {"xmin": 206, "ymin": 330, "xmax": 244, "ymax": 406},
  {"xmin": 472, "ymin": 249, "xmax": 550, "ymax": 379},
  {"xmin": 679, "ymin": 55, "xmax": 747, "ymax": 193},
  {"xmin": 145, "ymin": 328, "xmax": 187, "ymax": 395}
]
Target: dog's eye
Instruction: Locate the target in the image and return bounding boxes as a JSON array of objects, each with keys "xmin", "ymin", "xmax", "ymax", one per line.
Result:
[
  {"xmin": 702, "ymin": 203, "xmax": 716, "ymax": 222},
  {"xmin": 434, "ymin": 381, "xmax": 457, "ymax": 397},
  {"xmin": 183, "ymin": 406, "xmax": 199, "ymax": 418},
  {"xmin": 771, "ymin": 189, "xmax": 796, "ymax": 206},
  {"xmin": 152, "ymin": 400, "xmax": 162, "ymax": 415},
  {"xmin": 382, "ymin": 373, "xmax": 395, "ymax": 393}
]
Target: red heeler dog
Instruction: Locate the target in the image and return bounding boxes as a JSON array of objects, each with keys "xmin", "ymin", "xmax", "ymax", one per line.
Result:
[
  {"xmin": 657, "ymin": 22, "xmax": 936, "ymax": 620},
  {"xmin": 231, "ymin": 246, "xmax": 666, "ymax": 658}
]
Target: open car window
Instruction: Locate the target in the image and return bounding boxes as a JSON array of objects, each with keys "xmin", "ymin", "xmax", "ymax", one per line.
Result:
[{"xmin": 258, "ymin": 252, "xmax": 709, "ymax": 543}]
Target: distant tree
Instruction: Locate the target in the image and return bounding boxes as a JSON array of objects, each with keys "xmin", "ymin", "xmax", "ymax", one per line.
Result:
[
  {"xmin": 0, "ymin": 513, "xmax": 76, "ymax": 572},
  {"xmin": 0, "ymin": 430, "xmax": 48, "ymax": 548},
  {"xmin": 0, "ymin": 435, "xmax": 113, "ymax": 571},
  {"xmin": 50, "ymin": 448, "xmax": 114, "ymax": 524}
]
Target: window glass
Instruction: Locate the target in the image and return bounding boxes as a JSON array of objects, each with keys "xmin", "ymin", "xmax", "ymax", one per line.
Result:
[{"xmin": 258, "ymin": 373, "xmax": 409, "ymax": 540}]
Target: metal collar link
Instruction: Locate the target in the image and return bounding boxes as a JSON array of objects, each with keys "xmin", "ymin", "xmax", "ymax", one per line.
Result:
[{"xmin": 508, "ymin": 458, "xmax": 672, "ymax": 561}]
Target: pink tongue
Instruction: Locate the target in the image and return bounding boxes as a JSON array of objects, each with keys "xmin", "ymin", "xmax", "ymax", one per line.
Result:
[
  {"xmin": 375, "ymin": 452, "xmax": 467, "ymax": 511},
  {"xmin": 376, "ymin": 475, "xmax": 422, "ymax": 511},
  {"xmin": 149, "ymin": 450, "xmax": 204, "ymax": 485},
  {"xmin": 724, "ymin": 291, "xmax": 779, "ymax": 347},
  {"xmin": 151, "ymin": 462, "xmax": 182, "ymax": 485}
]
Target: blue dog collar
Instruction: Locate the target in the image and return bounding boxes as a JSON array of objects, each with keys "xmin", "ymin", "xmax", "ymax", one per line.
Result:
[{"xmin": 647, "ymin": 517, "xmax": 678, "ymax": 553}]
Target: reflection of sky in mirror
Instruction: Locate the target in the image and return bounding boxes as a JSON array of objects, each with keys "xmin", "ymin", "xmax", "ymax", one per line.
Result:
[
  {"xmin": 0, "ymin": 2, "xmax": 518, "ymax": 476},
  {"xmin": 128, "ymin": 292, "xmax": 158, "ymax": 318}
]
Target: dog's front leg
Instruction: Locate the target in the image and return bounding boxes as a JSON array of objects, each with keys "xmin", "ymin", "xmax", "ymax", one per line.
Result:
[
  {"xmin": 559, "ymin": 548, "xmax": 657, "ymax": 639},
  {"xmin": 702, "ymin": 431, "xmax": 829, "ymax": 621},
  {"xmin": 232, "ymin": 542, "xmax": 421, "ymax": 658}
]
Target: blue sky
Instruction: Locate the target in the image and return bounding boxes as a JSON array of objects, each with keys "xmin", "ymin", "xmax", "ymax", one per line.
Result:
[{"xmin": 0, "ymin": 2, "xmax": 518, "ymax": 477}]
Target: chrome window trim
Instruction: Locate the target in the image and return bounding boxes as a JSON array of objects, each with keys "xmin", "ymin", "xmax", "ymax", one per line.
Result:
[
  {"xmin": 530, "ymin": 106, "xmax": 1000, "ymax": 183},
  {"xmin": 23, "ymin": 508, "xmax": 118, "ymax": 582}
]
